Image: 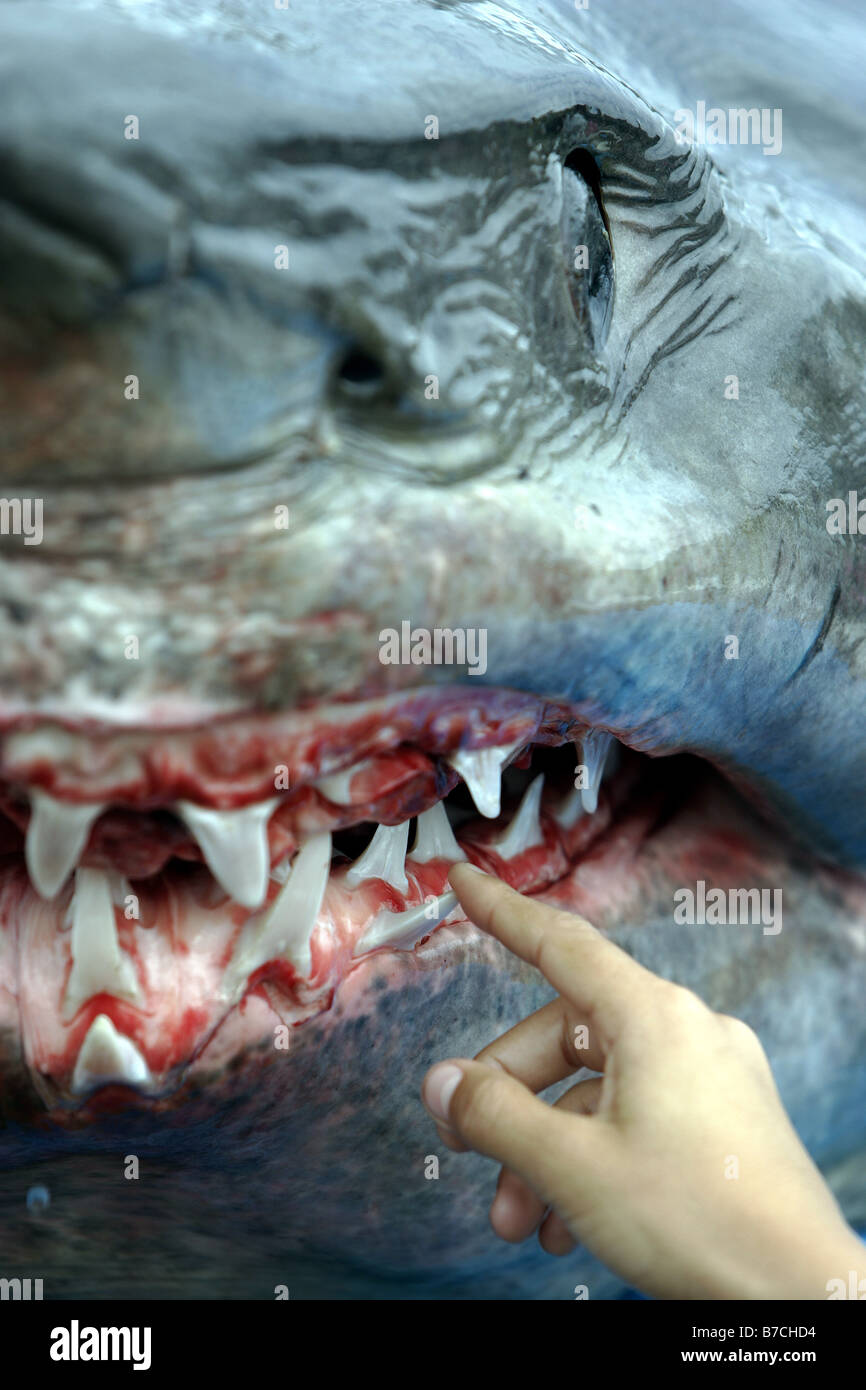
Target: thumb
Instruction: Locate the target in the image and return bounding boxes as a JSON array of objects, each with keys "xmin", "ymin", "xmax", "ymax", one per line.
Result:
[{"xmin": 422, "ymin": 1058, "xmax": 614, "ymax": 1218}]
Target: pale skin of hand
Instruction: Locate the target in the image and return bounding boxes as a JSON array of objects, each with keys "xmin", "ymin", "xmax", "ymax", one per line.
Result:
[{"xmin": 422, "ymin": 863, "xmax": 866, "ymax": 1300}]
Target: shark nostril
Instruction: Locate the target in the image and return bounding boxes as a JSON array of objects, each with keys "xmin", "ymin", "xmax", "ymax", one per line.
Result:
[{"xmin": 336, "ymin": 347, "xmax": 386, "ymax": 399}]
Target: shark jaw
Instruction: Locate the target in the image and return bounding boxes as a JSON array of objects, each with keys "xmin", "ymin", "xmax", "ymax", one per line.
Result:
[{"xmin": 0, "ymin": 680, "xmax": 814, "ymax": 1120}]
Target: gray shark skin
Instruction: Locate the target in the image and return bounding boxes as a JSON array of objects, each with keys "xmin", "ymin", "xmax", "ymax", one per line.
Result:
[{"xmin": 0, "ymin": 0, "xmax": 864, "ymax": 1300}]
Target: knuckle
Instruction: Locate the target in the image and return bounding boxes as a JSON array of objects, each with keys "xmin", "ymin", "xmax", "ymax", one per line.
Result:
[
  {"xmin": 718, "ymin": 1013, "xmax": 768, "ymax": 1057},
  {"xmin": 657, "ymin": 982, "xmax": 712, "ymax": 1027},
  {"xmin": 717, "ymin": 1011, "xmax": 750, "ymax": 1037}
]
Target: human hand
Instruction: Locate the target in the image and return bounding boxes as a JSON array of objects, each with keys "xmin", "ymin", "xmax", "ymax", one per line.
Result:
[{"xmin": 422, "ymin": 864, "xmax": 865, "ymax": 1299}]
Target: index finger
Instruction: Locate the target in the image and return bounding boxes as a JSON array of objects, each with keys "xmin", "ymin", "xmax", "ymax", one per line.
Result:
[{"xmin": 449, "ymin": 863, "xmax": 659, "ymax": 1044}]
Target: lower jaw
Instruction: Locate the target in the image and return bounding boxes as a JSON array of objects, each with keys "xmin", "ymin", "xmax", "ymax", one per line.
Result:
[{"xmin": 0, "ymin": 688, "xmax": 807, "ymax": 1122}]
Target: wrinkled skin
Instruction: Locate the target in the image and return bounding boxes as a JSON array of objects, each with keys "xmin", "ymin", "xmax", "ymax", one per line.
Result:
[{"xmin": 0, "ymin": 0, "xmax": 864, "ymax": 1298}]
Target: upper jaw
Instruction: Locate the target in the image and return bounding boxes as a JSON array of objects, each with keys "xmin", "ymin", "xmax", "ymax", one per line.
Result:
[{"xmin": 0, "ymin": 685, "xmax": 568, "ymax": 807}]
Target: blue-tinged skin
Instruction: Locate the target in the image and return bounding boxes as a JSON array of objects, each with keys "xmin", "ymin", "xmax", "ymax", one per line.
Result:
[{"xmin": 0, "ymin": 0, "xmax": 863, "ymax": 1298}]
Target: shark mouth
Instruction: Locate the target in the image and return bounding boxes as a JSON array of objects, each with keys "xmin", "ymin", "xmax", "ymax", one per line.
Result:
[{"xmin": 0, "ymin": 684, "xmax": 724, "ymax": 1116}]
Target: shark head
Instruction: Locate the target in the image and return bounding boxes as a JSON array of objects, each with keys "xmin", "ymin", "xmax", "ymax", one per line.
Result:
[{"xmin": 0, "ymin": 7, "xmax": 862, "ymax": 1295}]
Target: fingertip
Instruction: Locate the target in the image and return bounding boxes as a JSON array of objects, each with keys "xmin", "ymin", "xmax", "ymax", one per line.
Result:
[
  {"xmin": 489, "ymin": 1188, "xmax": 526, "ymax": 1242},
  {"xmin": 490, "ymin": 1170, "xmax": 546, "ymax": 1244},
  {"xmin": 422, "ymin": 1060, "xmax": 465, "ymax": 1123},
  {"xmin": 448, "ymin": 862, "xmax": 489, "ymax": 891},
  {"xmin": 538, "ymin": 1210, "xmax": 577, "ymax": 1257}
]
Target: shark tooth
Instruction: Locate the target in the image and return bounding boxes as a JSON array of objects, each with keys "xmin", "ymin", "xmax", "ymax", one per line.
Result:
[
  {"xmin": 409, "ymin": 801, "xmax": 466, "ymax": 864},
  {"xmin": 71, "ymin": 1013, "xmax": 151, "ymax": 1094},
  {"xmin": 176, "ymin": 798, "xmax": 279, "ymax": 909},
  {"xmin": 314, "ymin": 758, "xmax": 372, "ymax": 805},
  {"xmin": 25, "ymin": 792, "xmax": 104, "ymax": 900},
  {"xmin": 554, "ymin": 786, "xmax": 585, "ymax": 830},
  {"xmin": 446, "ymin": 738, "xmax": 523, "ymax": 819},
  {"xmin": 226, "ymin": 830, "xmax": 332, "ymax": 987},
  {"xmin": 346, "ymin": 821, "xmax": 410, "ymax": 893},
  {"xmin": 492, "ymin": 775, "xmax": 545, "ymax": 859},
  {"xmin": 581, "ymin": 731, "xmax": 615, "ymax": 814},
  {"xmin": 353, "ymin": 889, "xmax": 458, "ymax": 957},
  {"xmin": 63, "ymin": 867, "xmax": 142, "ymax": 1020}
]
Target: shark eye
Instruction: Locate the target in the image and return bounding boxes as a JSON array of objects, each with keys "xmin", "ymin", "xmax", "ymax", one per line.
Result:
[
  {"xmin": 336, "ymin": 347, "xmax": 387, "ymax": 400},
  {"xmin": 561, "ymin": 149, "xmax": 614, "ymax": 351}
]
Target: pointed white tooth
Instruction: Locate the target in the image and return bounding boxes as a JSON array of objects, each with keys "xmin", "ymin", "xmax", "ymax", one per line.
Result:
[
  {"xmin": 353, "ymin": 889, "xmax": 458, "ymax": 957},
  {"xmin": 71, "ymin": 1013, "xmax": 151, "ymax": 1095},
  {"xmin": 409, "ymin": 802, "xmax": 467, "ymax": 864},
  {"xmin": 492, "ymin": 775, "xmax": 545, "ymax": 859},
  {"xmin": 581, "ymin": 731, "xmax": 615, "ymax": 814},
  {"xmin": 446, "ymin": 737, "xmax": 523, "ymax": 819},
  {"xmin": 226, "ymin": 831, "xmax": 332, "ymax": 987},
  {"xmin": 554, "ymin": 786, "xmax": 585, "ymax": 830},
  {"xmin": 270, "ymin": 855, "xmax": 294, "ymax": 885},
  {"xmin": 25, "ymin": 793, "xmax": 104, "ymax": 899},
  {"xmin": 345, "ymin": 821, "xmax": 410, "ymax": 893},
  {"xmin": 63, "ymin": 868, "xmax": 142, "ymax": 1019},
  {"xmin": 176, "ymin": 798, "xmax": 279, "ymax": 908},
  {"xmin": 604, "ymin": 739, "xmax": 622, "ymax": 779},
  {"xmin": 314, "ymin": 758, "xmax": 372, "ymax": 805},
  {"xmin": 108, "ymin": 871, "xmax": 132, "ymax": 909}
]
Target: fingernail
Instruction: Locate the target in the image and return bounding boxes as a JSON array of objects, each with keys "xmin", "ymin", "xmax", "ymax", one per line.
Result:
[
  {"xmin": 451, "ymin": 862, "xmax": 488, "ymax": 879},
  {"xmin": 423, "ymin": 1063, "xmax": 464, "ymax": 1122}
]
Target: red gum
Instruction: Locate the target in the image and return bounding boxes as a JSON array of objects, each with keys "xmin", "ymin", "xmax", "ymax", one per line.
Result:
[{"xmin": 0, "ymin": 687, "xmax": 585, "ymax": 806}]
